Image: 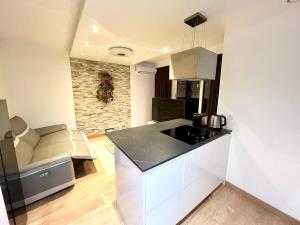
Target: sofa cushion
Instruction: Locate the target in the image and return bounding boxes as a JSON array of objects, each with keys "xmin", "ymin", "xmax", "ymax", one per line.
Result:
[
  {"xmin": 10, "ymin": 116, "xmax": 27, "ymax": 135},
  {"xmin": 37, "ymin": 130, "xmax": 85, "ymax": 147},
  {"xmin": 20, "ymin": 128, "xmax": 40, "ymax": 148},
  {"xmin": 32, "ymin": 141, "xmax": 73, "ymax": 163},
  {"xmin": 15, "ymin": 139, "xmax": 34, "ymax": 171}
]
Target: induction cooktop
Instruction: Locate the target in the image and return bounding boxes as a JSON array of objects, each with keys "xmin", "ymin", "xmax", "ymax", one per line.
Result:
[{"xmin": 160, "ymin": 125, "xmax": 219, "ymax": 145}]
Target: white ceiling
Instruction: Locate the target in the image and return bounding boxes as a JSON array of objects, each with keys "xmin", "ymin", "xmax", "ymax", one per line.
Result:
[
  {"xmin": 1, "ymin": 0, "xmax": 298, "ymax": 65},
  {"xmin": 0, "ymin": 0, "xmax": 83, "ymax": 50},
  {"xmin": 71, "ymin": 0, "xmax": 227, "ymax": 65},
  {"xmin": 70, "ymin": 0, "xmax": 298, "ymax": 65}
]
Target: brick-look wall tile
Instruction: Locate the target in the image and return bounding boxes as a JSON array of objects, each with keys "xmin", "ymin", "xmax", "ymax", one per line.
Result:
[{"xmin": 70, "ymin": 58, "xmax": 131, "ymax": 136}]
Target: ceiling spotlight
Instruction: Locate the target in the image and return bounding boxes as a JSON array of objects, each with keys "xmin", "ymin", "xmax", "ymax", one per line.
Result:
[
  {"xmin": 92, "ymin": 26, "xmax": 99, "ymax": 33},
  {"xmin": 108, "ymin": 46, "xmax": 134, "ymax": 57},
  {"xmin": 163, "ymin": 46, "xmax": 170, "ymax": 53}
]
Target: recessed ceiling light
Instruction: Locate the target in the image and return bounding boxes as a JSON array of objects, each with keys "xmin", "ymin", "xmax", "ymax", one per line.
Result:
[
  {"xmin": 85, "ymin": 41, "xmax": 89, "ymax": 47},
  {"xmin": 163, "ymin": 46, "xmax": 169, "ymax": 53},
  {"xmin": 80, "ymin": 50, "xmax": 84, "ymax": 55},
  {"xmin": 108, "ymin": 46, "xmax": 134, "ymax": 57},
  {"xmin": 92, "ymin": 26, "xmax": 99, "ymax": 33}
]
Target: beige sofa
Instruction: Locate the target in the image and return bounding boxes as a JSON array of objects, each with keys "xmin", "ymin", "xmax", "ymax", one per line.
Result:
[{"xmin": 10, "ymin": 116, "xmax": 95, "ymax": 205}]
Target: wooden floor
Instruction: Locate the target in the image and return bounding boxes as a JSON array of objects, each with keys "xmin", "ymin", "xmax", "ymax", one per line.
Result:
[
  {"xmin": 25, "ymin": 136, "xmax": 298, "ymax": 225},
  {"xmin": 180, "ymin": 186, "xmax": 297, "ymax": 225}
]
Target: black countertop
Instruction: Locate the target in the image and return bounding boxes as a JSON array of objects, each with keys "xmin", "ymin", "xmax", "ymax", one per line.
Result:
[{"xmin": 107, "ymin": 119, "xmax": 231, "ymax": 172}]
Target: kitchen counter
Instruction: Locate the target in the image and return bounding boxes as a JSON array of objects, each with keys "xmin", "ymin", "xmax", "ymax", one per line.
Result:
[{"xmin": 107, "ymin": 118, "xmax": 231, "ymax": 172}]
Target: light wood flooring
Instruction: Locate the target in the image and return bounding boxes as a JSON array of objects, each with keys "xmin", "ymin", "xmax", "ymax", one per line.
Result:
[{"xmin": 25, "ymin": 136, "xmax": 299, "ymax": 225}]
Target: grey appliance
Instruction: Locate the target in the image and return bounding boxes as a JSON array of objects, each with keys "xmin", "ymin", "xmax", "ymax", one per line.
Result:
[
  {"xmin": 209, "ymin": 115, "xmax": 227, "ymax": 129},
  {"xmin": 192, "ymin": 113, "xmax": 208, "ymax": 128},
  {"xmin": 169, "ymin": 13, "xmax": 218, "ymax": 80}
]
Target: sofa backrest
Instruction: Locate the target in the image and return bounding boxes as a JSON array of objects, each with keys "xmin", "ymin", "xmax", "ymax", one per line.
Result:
[
  {"xmin": 10, "ymin": 116, "xmax": 40, "ymax": 149},
  {"xmin": 14, "ymin": 138, "xmax": 33, "ymax": 171}
]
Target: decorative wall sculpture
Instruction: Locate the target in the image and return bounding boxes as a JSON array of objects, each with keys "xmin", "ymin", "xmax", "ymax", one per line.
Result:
[
  {"xmin": 70, "ymin": 58, "xmax": 130, "ymax": 136},
  {"xmin": 96, "ymin": 71, "xmax": 114, "ymax": 103}
]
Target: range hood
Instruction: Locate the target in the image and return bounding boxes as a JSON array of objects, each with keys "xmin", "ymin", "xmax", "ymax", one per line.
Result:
[
  {"xmin": 169, "ymin": 47, "xmax": 218, "ymax": 81},
  {"xmin": 169, "ymin": 13, "xmax": 218, "ymax": 80}
]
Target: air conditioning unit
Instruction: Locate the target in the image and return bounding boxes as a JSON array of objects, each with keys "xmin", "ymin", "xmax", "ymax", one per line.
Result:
[{"xmin": 135, "ymin": 61, "xmax": 157, "ymax": 75}]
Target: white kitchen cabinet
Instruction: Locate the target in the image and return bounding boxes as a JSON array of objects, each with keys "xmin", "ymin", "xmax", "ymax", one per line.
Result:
[
  {"xmin": 146, "ymin": 191, "xmax": 181, "ymax": 225},
  {"xmin": 115, "ymin": 147, "xmax": 144, "ymax": 225},
  {"xmin": 115, "ymin": 134, "xmax": 231, "ymax": 225},
  {"xmin": 145, "ymin": 157, "xmax": 184, "ymax": 212},
  {"xmin": 180, "ymin": 161, "xmax": 228, "ymax": 219},
  {"xmin": 183, "ymin": 135, "xmax": 230, "ymax": 187},
  {"xmin": 115, "ymin": 148, "xmax": 184, "ymax": 225},
  {"xmin": 180, "ymin": 135, "xmax": 230, "ymax": 219}
]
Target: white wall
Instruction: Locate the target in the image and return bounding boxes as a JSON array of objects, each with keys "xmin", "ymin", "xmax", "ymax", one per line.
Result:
[
  {"xmin": 0, "ymin": 40, "xmax": 76, "ymax": 129},
  {"xmin": 219, "ymin": 8, "xmax": 300, "ymax": 220},
  {"xmin": 130, "ymin": 66, "xmax": 155, "ymax": 127},
  {"xmin": 0, "ymin": 63, "xmax": 6, "ymax": 99}
]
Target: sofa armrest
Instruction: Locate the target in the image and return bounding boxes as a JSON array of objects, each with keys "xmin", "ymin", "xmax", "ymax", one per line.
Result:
[
  {"xmin": 35, "ymin": 124, "xmax": 67, "ymax": 136},
  {"xmin": 20, "ymin": 154, "xmax": 71, "ymax": 174}
]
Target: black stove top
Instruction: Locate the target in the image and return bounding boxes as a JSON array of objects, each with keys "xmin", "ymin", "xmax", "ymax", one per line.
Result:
[{"xmin": 161, "ymin": 125, "xmax": 219, "ymax": 145}]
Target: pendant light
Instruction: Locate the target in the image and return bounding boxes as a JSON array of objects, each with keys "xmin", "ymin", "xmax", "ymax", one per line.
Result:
[{"xmin": 169, "ymin": 12, "xmax": 218, "ymax": 80}]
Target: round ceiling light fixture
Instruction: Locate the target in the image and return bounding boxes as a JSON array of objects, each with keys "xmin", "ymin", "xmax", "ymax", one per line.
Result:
[{"xmin": 108, "ymin": 46, "xmax": 134, "ymax": 57}]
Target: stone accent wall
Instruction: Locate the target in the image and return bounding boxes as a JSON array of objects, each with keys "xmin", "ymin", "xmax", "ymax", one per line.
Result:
[{"xmin": 70, "ymin": 58, "xmax": 131, "ymax": 136}]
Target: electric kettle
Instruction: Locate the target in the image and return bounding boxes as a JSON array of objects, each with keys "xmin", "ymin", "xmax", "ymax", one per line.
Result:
[{"xmin": 209, "ymin": 115, "xmax": 227, "ymax": 129}]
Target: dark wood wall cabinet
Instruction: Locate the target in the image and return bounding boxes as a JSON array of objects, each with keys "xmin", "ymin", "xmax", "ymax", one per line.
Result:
[{"xmin": 155, "ymin": 66, "xmax": 172, "ymax": 98}]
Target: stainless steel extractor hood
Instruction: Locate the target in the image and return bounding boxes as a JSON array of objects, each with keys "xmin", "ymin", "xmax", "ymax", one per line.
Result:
[
  {"xmin": 169, "ymin": 46, "xmax": 218, "ymax": 80},
  {"xmin": 169, "ymin": 12, "xmax": 218, "ymax": 80}
]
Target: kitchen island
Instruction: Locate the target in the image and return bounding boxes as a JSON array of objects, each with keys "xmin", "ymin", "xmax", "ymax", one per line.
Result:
[{"xmin": 107, "ymin": 119, "xmax": 231, "ymax": 225}]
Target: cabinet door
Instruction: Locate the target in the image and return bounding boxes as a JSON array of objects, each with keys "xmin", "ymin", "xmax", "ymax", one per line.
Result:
[
  {"xmin": 180, "ymin": 161, "xmax": 228, "ymax": 218},
  {"xmin": 145, "ymin": 157, "xmax": 184, "ymax": 213},
  {"xmin": 180, "ymin": 135, "xmax": 230, "ymax": 219},
  {"xmin": 146, "ymin": 192, "xmax": 181, "ymax": 225},
  {"xmin": 115, "ymin": 147, "xmax": 144, "ymax": 225},
  {"xmin": 184, "ymin": 135, "xmax": 230, "ymax": 187}
]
